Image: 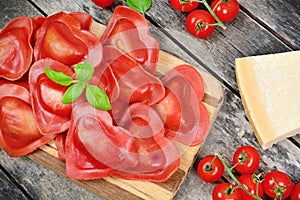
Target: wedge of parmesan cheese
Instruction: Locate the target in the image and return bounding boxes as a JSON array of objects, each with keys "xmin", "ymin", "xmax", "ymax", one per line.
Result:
[{"xmin": 235, "ymin": 51, "xmax": 300, "ymax": 149}]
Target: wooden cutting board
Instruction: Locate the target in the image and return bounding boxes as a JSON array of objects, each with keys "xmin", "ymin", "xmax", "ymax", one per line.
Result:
[{"xmin": 28, "ymin": 21, "xmax": 224, "ymax": 200}]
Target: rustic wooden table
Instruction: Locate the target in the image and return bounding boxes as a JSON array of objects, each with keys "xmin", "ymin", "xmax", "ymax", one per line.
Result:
[{"xmin": 0, "ymin": 0, "xmax": 299, "ymax": 199}]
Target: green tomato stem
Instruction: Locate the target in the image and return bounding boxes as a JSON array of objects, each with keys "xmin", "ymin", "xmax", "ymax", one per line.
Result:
[
  {"xmin": 202, "ymin": 23, "xmax": 220, "ymax": 27},
  {"xmin": 213, "ymin": 0, "xmax": 230, "ymax": 10},
  {"xmin": 229, "ymin": 150, "xmax": 248, "ymax": 170},
  {"xmin": 271, "ymin": 178, "xmax": 288, "ymax": 200},
  {"xmin": 205, "ymin": 155, "xmax": 218, "ymax": 171},
  {"xmin": 256, "ymin": 180, "xmax": 259, "ymax": 199},
  {"xmin": 212, "ymin": 0, "xmax": 222, "ymax": 11},
  {"xmin": 198, "ymin": 0, "xmax": 226, "ymax": 30},
  {"xmin": 251, "ymin": 172, "xmax": 264, "ymax": 198},
  {"xmin": 229, "ymin": 160, "xmax": 240, "ymax": 171},
  {"xmin": 215, "ymin": 153, "xmax": 263, "ymax": 200}
]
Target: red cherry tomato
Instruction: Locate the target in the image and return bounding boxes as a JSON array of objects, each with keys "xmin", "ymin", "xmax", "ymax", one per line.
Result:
[
  {"xmin": 92, "ymin": 0, "xmax": 114, "ymax": 8},
  {"xmin": 291, "ymin": 183, "xmax": 300, "ymax": 200},
  {"xmin": 185, "ymin": 10, "xmax": 215, "ymax": 38},
  {"xmin": 263, "ymin": 171, "xmax": 293, "ymax": 199},
  {"xmin": 237, "ymin": 174, "xmax": 264, "ymax": 200},
  {"xmin": 197, "ymin": 155, "xmax": 224, "ymax": 183},
  {"xmin": 232, "ymin": 146, "xmax": 260, "ymax": 174},
  {"xmin": 211, "ymin": 0, "xmax": 239, "ymax": 22},
  {"xmin": 212, "ymin": 182, "xmax": 241, "ymax": 200},
  {"xmin": 169, "ymin": 0, "xmax": 199, "ymax": 12}
]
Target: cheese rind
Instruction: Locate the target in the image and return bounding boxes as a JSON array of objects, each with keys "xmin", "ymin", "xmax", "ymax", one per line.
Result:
[{"xmin": 235, "ymin": 51, "xmax": 300, "ymax": 149}]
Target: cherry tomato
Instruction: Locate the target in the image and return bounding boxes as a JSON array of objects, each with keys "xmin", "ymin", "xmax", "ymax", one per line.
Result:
[
  {"xmin": 169, "ymin": 0, "xmax": 199, "ymax": 12},
  {"xmin": 212, "ymin": 182, "xmax": 241, "ymax": 200},
  {"xmin": 237, "ymin": 174, "xmax": 264, "ymax": 200},
  {"xmin": 186, "ymin": 10, "xmax": 215, "ymax": 38},
  {"xmin": 263, "ymin": 171, "xmax": 293, "ymax": 199},
  {"xmin": 197, "ymin": 155, "xmax": 224, "ymax": 183},
  {"xmin": 92, "ymin": 0, "xmax": 114, "ymax": 8},
  {"xmin": 232, "ymin": 146, "xmax": 260, "ymax": 174},
  {"xmin": 291, "ymin": 183, "xmax": 300, "ymax": 200},
  {"xmin": 211, "ymin": 0, "xmax": 239, "ymax": 23}
]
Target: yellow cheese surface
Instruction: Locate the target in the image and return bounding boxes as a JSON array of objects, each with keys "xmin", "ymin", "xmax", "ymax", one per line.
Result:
[{"xmin": 235, "ymin": 51, "xmax": 300, "ymax": 149}]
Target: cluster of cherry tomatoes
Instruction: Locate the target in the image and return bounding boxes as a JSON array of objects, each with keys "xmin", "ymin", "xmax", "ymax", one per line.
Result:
[
  {"xmin": 197, "ymin": 146, "xmax": 300, "ymax": 200},
  {"xmin": 169, "ymin": 0, "xmax": 240, "ymax": 38}
]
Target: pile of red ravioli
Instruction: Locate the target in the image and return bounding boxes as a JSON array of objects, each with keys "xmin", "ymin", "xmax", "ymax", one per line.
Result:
[{"xmin": 0, "ymin": 6, "xmax": 210, "ymax": 182}]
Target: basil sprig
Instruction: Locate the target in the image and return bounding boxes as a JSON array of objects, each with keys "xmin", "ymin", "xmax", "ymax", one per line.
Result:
[
  {"xmin": 126, "ymin": 0, "xmax": 152, "ymax": 15},
  {"xmin": 45, "ymin": 62, "xmax": 111, "ymax": 110}
]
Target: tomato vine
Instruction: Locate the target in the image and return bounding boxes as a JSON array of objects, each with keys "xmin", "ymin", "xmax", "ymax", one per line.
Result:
[
  {"xmin": 197, "ymin": 146, "xmax": 299, "ymax": 200},
  {"xmin": 170, "ymin": 0, "xmax": 240, "ymax": 38}
]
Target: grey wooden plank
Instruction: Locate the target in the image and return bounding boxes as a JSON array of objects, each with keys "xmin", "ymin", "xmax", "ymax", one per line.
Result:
[
  {"xmin": 0, "ymin": 166, "xmax": 29, "ymax": 200},
  {"xmin": 0, "ymin": 150, "xmax": 102, "ymax": 200},
  {"xmin": 239, "ymin": 0, "xmax": 300, "ymax": 49},
  {"xmin": 0, "ymin": 0, "xmax": 299, "ymax": 199},
  {"xmin": 292, "ymin": 135, "xmax": 300, "ymax": 145},
  {"xmin": 174, "ymin": 169, "xmax": 216, "ymax": 200},
  {"xmin": 0, "ymin": 0, "xmax": 41, "ymax": 27}
]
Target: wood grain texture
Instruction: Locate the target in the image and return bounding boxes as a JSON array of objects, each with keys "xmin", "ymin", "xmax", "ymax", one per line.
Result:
[
  {"xmin": 0, "ymin": 149, "xmax": 101, "ymax": 200},
  {"xmin": 239, "ymin": 0, "xmax": 300, "ymax": 49},
  {"xmin": 0, "ymin": 0, "xmax": 40, "ymax": 27},
  {"xmin": 0, "ymin": 167, "xmax": 29, "ymax": 200},
  {"xmin": 0, "ymin": 0, "xmax": 299, "ymax": 199},
  {"xmin": 26, "ymin": 21, "xmax": 224, "ymax": 200}
]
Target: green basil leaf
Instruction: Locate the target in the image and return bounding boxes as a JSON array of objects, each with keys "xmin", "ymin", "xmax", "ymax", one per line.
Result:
[
  {"xmin": 45, "ymin": 66, "xmax": 74, "ymax": 86},
  {"xmin": 74, "ymin": 62, "xmax": 94, "ymax": 82},
  {"xmin": 62, "ymin": 82, "xmax": 85, "ymax": 104},
  {"xmin": 126, "ymin": 0, "xmax": 152, "ymax": 15},
  {"xmin": 86, "ymin": 85, "xmax": 111, "ymax": 110}
]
